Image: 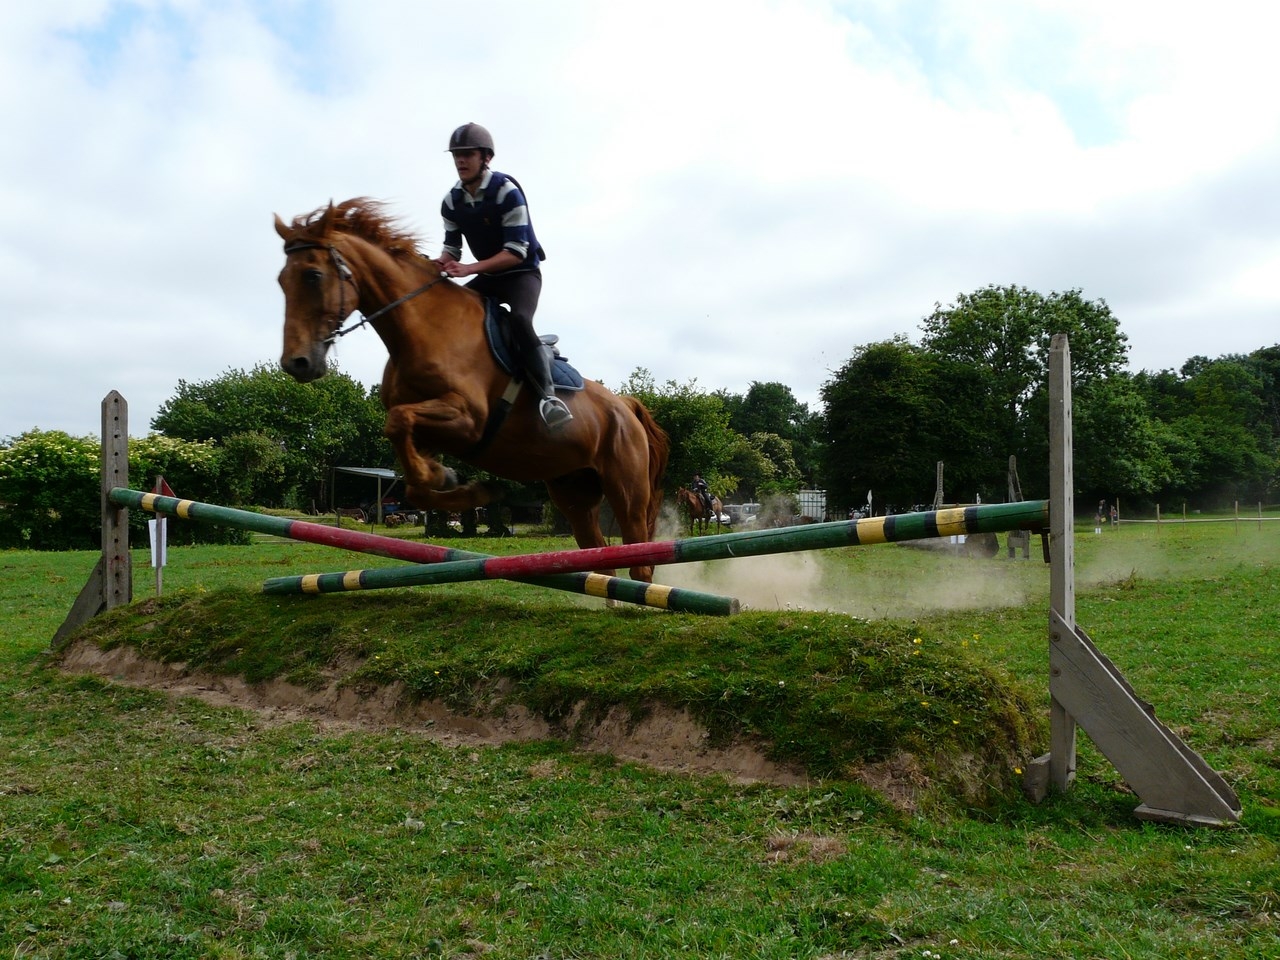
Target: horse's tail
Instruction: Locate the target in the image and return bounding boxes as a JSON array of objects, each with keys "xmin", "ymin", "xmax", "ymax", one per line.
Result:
[{"xmin": 625, "ymin": 397, "xmax": 669, "ymax": 539}]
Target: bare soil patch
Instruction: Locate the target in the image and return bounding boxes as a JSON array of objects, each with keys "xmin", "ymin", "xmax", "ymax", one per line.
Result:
[{"xmin": 58, "ymin": 639, "xmax": 812, "ymax": 787}]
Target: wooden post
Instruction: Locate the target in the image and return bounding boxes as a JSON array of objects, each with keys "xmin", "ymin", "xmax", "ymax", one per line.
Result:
[
  {"xmin": 53, "ymin": 392, "xmax": 131, "ymax": 648},
  {"xmin": 1047, "ymin": 334, "xmax": 1077, "ymax": 793},
  {"xmin": 101, "ymin": 392, "xmax": 131, "ymax": 609},
  {"xmin": 1023, "ymin": 336, "xmax": 1240, "ymax": 825}
]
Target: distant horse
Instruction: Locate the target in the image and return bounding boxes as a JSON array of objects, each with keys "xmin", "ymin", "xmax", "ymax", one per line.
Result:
[
  {"xmin": 274, "ymin": 199, "xmax": 669, "ymax": 582},
  {"xmin": 675, "ymin": 486, "xmax": 723, "ymax": 535}
]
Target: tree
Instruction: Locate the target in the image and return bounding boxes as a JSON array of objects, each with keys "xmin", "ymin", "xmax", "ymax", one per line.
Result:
[
  {"xmin": 720, "ymin": 434, "xmax": 774, "ymax": 501},
  {"xmin": 1061, "ymin": 375, "xmax": 1176, "ymax": 504},
  {"xmin": 152, "ymin": 364, "xmax": 388, "ymax": 508},
  {"xmin": 618, "ymin": 369, "xmax": 739, "ymax": 497},
  {"xmin": 1131, "ymin": 357, "xmax": 1277, "ymax": 506},
  {"xmin": 717, "ymin": 381, "xmax": 822, "ymax": 487},
  {"xmin": 919, "ymin": 285, "xmax": 1135, "ymax": 505},
  {"xmin": 747, "ymin": 432, "xmax": 801, "ymax": 496},
  {"xmin": 821, "ymin": 339, "xmax": 910, "ymax": 512},
  {"xmin": 1239, "ymin": 345, "xmax": 1280, "ymax": 449}
]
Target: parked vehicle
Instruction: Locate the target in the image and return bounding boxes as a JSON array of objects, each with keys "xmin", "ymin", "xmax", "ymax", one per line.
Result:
[{"xmin": 724, "ymin": 502, "xmax": 761, "ymax": 527}]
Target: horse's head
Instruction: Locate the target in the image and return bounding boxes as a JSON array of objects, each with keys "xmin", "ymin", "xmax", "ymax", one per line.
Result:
[{"xmin": 274, "ymin": 204, "xmax": 359, "ymax": 383}]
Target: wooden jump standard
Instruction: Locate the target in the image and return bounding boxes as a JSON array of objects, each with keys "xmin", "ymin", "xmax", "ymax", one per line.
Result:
[
  {"xmin": 1029, "ymin": 335, "xmax": 1239, "ymax": 826},
  {"xmin": 107, "ymin": 487, "xmax": 739, "ymax": 617},
  {"xmin": 259, "ymin": 499, "xmax": 1050, "ymax": 595}
]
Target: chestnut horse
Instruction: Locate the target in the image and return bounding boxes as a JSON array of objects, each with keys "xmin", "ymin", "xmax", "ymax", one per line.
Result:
[
  {"xmin": 274, "ymin": 199, "xmax": 669, "ymax": 582},
  {"xmin": 675, "ymin": 486, "xmax": 723, "ymax": 535}
]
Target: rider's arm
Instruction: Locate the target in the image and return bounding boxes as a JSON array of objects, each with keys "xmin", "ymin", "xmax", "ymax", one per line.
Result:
[{"xmin": 440, "ymin": 249, "xmax": 520, "ymax": 278}]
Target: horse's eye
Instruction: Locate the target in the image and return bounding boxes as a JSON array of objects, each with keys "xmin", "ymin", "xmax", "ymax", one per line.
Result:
[{"xmin": 303, "ymin": 269, "xmax": 323, "ymax": 286}]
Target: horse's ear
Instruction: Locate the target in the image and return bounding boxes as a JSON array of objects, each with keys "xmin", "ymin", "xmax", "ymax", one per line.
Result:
[
  {"xmin": 312, "ymin": 200, "xmax": 339, "ymax": 237},
  {"xmin": 274, "ymin": 213, "xmax": 293, "ymax": 244}
]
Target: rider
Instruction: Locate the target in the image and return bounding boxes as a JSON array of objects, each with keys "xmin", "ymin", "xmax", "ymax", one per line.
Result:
[
  {"xmin": 432, "ymin": 123, "xmax": 573, "ymax": 428},
  {"xmin": 691, "ymin": 472, "xmax": 713, "ymax": 516}
]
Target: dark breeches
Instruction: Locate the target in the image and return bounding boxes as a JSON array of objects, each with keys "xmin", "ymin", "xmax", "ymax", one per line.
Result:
[{"xmin": 466, "ymin": 270, "xmax": 543, "ymax": 358}]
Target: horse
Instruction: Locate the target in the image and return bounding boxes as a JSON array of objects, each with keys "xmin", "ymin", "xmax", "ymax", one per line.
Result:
[
  {"xmin": 675, "ymin": 486, "xmax": 723, "ymax": 535},
  {"xmin": 274, "ymin": 198, "xmax": 669, "ymax": 583}
]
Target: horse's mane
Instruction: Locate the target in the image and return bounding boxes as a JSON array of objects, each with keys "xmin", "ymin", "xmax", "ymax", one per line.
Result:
[{"xmin": 291, "ymin": 197, "xmax": 424, "ymax": 259}]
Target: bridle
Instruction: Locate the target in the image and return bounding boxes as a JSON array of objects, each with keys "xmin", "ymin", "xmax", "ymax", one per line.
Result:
[{"xmin": 283, "ymin": 241, "xmax": 448, "ymax": 344}]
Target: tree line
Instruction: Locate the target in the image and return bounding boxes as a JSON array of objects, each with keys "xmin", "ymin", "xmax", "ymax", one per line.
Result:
[{"xmin": 2, "ymin": 284, "xmax": 1276, "ymax": 549}]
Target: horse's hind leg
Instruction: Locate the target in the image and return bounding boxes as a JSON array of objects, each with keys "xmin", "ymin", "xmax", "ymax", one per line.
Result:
[
  {"xmin": 596, "ymin": 475, "xmax": 658, "ymax": 583},
  {"xmin": 543, "ymin": 470, "xmax": 657, "ymax": 584}
]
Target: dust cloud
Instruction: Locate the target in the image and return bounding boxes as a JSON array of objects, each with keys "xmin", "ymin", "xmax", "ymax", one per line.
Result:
[
  {"xmin": 1075, "ymin": 522, "xmax": 1280, "ymax": 589},
  {"xmin": 652, "ymin": 500, "xmax": 1040, "ymax": 618}
]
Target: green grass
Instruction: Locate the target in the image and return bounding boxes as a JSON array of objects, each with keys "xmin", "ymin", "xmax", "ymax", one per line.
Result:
[{"xmin": 1, "ymin": 519, "xmax": 1278, "ymax": 958}]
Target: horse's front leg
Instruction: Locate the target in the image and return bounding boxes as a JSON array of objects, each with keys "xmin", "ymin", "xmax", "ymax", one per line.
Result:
[{"xmin": 384, "ymin": 398, "xmax": 497, "ymax": 512}]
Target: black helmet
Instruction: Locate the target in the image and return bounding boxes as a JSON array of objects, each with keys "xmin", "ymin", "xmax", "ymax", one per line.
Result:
[{"xmin": 447, "ymin": 123, "xmax": 495, "ymax": 155}]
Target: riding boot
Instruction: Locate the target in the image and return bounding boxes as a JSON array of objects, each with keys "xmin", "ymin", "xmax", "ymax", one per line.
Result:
[{"xmin": 527, "ymin": 340, "xmax": 573, "ymax": 429}]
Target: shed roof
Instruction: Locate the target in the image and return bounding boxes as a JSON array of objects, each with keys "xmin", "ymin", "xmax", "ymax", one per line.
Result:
[{"xmin": 334, "ymin": 466, "xmax": 400, "ymax": 480}]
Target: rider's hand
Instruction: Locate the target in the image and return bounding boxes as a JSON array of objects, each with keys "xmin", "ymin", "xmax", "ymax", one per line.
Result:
[{"xmin": 440, "ymin": 260, "xmax": 472, "ymax": 278}]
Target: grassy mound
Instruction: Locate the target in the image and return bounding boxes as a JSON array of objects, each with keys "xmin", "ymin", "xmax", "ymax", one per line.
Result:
[{"xmin": 65, "ymin": 587, "xmax": 1045, "ymax": 811}]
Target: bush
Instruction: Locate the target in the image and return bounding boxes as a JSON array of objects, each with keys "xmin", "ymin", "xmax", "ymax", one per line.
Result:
[
  {"xmin": 0, "ymin": 430, "xmax": 246, "ymax": 550},
  {"xmin": 0, "ymin": 431, "xmax": 101, "ymax": 550}
]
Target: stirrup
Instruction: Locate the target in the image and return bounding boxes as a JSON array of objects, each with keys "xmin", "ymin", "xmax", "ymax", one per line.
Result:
[{"xmin": 539, "ymin": 396, "xmax": 573, "ymax": 428}]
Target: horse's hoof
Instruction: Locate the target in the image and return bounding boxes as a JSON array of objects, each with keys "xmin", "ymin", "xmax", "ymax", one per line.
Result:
[{"xmin": 440, "ymin": 468, "xmax": 459, "ymax": 491}]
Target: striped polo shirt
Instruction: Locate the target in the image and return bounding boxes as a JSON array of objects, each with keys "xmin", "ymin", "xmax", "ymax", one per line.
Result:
[{"xmin": 441, "ymin": 169, "xmax": 543, "ymax": 273}]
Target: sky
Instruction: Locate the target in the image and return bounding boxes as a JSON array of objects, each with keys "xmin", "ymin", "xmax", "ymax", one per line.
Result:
[{"xmin": 3, "ymin": 0, "xmax": 1278, "ymax": 441}]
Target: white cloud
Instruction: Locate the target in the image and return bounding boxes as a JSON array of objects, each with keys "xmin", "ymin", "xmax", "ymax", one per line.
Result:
[{"xmin": 2, "ymin": 0, "xmax": 1278, "ymax": 440}]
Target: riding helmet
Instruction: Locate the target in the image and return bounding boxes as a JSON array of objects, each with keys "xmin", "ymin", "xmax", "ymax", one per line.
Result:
[{"xmin": 447, "ymin": 123, "xmax": 495, "ymax": 155}]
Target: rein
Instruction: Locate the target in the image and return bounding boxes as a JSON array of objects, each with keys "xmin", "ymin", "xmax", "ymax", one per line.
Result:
[
  {"xmin": 282, "ymin": 238, "xmax": 516, "ymax": 458},
  {"xmin": 283, "ymin": 242, "xmax": 448, "ymax": 343}
]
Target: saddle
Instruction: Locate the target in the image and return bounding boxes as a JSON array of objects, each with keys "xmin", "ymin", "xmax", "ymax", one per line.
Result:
[{"xmin": 482, "ymin": 300, "xmax": 585, "ymax": 392}]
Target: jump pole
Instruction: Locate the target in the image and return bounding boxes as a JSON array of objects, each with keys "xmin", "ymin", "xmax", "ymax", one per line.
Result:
[
  {"xmin": 108, "ymin": 488, "xmax": 738, "ymax": 617},
  {"xmin": 260, "ymin": 500, "xmax": 1051, "ymax": 594}
]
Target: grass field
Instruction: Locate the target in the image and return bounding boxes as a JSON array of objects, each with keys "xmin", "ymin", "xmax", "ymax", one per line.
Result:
[{"xmin": 1, "ymin": 516, "xmax": 1278, "ymax": 958}]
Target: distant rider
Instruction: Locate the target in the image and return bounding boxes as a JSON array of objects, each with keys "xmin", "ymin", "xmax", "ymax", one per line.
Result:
[
  {"xmin": 691, "ymin": 472, "xmax": 713, "ymax": 516},
  {"xmin": 432, "ymin": 122, "xmax": 572, "ymax": 428}
]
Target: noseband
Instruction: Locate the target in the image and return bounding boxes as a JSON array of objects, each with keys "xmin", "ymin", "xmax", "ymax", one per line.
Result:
[{"xmin": 283, "ymin": 241, "xmax": 448, "ymax": 344}]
